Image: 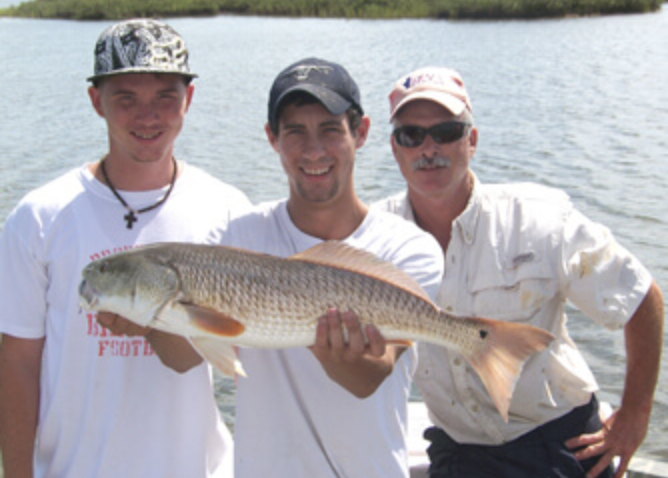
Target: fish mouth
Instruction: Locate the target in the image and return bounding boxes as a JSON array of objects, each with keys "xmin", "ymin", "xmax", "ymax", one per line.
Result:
[{"xmin": 78, "ymin": 279, "xmax": 99, "ymax": 309}]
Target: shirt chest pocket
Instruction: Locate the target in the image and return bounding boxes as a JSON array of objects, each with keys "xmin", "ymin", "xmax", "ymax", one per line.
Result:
[{"xmin": 467, "ymin": 251, "xmax": 559, "ymax": 322}]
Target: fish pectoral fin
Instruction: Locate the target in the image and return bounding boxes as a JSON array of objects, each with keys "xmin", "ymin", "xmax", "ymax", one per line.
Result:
[
  {"xmin": 386, "ymin": 339, "xmax": 413, "ymax": 347},
  {"xmin": 191, "ymin": 338, "xmax": 246, "ymax": 378},
  {"xmin": 180, "ymin": 303, "xmax": 245, "ymax": 337}
]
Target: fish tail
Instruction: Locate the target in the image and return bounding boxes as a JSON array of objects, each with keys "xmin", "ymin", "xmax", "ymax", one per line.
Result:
[{"xmin": 456, "ymin": 315, "xmax": 554, "ymax": 422}]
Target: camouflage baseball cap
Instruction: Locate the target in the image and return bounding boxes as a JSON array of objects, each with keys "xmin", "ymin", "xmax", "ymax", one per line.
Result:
[{"xmin": 87, "ymin": 19, "xmax": 197, "ymax": 83}]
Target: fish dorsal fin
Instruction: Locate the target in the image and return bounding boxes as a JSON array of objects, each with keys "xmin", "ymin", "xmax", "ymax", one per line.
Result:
[{"xmin": 290, "ymin": 241, "xmax": 432, "ymax": 302}]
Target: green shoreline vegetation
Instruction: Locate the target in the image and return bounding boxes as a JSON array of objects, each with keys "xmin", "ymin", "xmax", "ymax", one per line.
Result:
[{"xmin": 0, "ymin": 0, "xmax": 662, "ymax": 20}]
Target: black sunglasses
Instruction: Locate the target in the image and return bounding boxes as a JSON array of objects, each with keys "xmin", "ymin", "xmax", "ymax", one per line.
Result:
[{"xmin": 393, "ymin": 121, "xmax": 471, "ymax": 148}]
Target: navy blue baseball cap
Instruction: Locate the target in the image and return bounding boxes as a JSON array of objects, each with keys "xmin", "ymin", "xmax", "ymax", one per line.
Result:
[{"xmin": 268, "ymin": 58, "xmax": 363, "ymax": 132}]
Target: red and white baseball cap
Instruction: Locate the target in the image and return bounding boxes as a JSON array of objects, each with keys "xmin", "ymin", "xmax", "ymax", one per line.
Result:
[{"xmin": 388, "ymin": 67, "xmax": 472, "ymax": 121}]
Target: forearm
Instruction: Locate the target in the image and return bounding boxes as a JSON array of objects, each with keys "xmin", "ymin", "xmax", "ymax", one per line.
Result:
[
  {"xmin": 97, "ymin": 312, "xmax": 203, "ymax": 373},
  {"xmin": 0, "ymin": 336, "xmax": 44, "ymax": 477},
  {"xmin": 146, "ymin": 330, "xmax": 203, "ymax": 373},
  {"xmin": 620, "ymin": 281, "xmax": 664, "ymax": 420}
]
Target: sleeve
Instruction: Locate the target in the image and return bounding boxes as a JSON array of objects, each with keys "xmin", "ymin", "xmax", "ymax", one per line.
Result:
[
  {"xmin": 371, "ymin": 191, "xmax": 414, "ymax": 221},
  {"xmin": 560, "ymin": 207, "xmax": 653, "ymax": 330},
  {"xmin": 0, "ymin": 212, "xmax": 49, "ymax": 338},
  {"xmin": 381, "ymin": 216, "xmax": 444, "ymax": 302},
  {"xmin": 204, "ymin": 184, "xmax": 253, "ymax": 245}
]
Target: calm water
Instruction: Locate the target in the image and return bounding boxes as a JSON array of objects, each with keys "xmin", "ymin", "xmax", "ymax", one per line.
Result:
[{"xmin": 0, "ymin": 7, "xmax": 667, "ymax": 462}]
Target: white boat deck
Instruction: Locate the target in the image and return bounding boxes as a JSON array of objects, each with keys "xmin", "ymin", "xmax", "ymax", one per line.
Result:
[{"xmin": 407, "ymin": 402, "xmax": 668, "ymax": 478}]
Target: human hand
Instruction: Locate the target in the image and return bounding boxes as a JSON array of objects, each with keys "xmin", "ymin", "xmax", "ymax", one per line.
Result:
[
  {"xmin": 309, "ymin": 307, "xmax": 386, "ymax": 364},
  {"xmin": 565, "ymin": 406, "xmax": 648, "ymax": 478},
  {"xmin": 97, "ymin": 311, "xmax": 150, "ymax": 337},
  {"xmin": 309, "ymin": 307, "xmax": 395, "ymax": 398}
]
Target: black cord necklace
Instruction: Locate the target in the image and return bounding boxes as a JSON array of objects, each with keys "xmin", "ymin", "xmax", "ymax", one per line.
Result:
[{"xmin": 100, "ymin": 157, "xmax": 178, "ymax": 229}]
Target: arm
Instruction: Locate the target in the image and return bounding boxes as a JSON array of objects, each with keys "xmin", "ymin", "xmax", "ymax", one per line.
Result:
[
  {"xmin": 309, "ymin": 308, "xmax": 406, "ymax": 398},
  {"xmin": 97, "ymin": 312, "xmax": 203, "ymax": 373},
  {"xmin": 0, "ymin": 334, "xmax": 45, "ymax": 478},
  {"xmin": 146, "ymin": 330, "xmax": 203, "ymax": 373},
  {"xmin": 566, "ymin": 281, "xmax": 664, "ymax": 478}
]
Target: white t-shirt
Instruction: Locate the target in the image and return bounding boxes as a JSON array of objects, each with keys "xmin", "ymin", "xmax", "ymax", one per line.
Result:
[
  {"xmin": 374, "ymin": 176, "xmax": 652, "ymax": 445},
  {"xmin": 221, "ymin": 199, "xmax": 443, "ymax": 478},
  {"xmin": 0, "ymin": 163, "xmax": 251, "ymax": 478}
]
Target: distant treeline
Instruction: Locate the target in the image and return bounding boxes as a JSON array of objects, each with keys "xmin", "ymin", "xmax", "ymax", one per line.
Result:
[{"xmin": 0, "ymin": 0, "xmax": 662, "ymax": 20}]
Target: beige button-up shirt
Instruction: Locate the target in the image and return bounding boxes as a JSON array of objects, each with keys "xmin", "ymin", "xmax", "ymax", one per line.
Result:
[{"xmin": 373, "ymin": 175, "xmax": 652, "ymax": 444}]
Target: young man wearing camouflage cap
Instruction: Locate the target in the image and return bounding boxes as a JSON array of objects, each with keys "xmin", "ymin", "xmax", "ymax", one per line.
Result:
[
  {"xmin": 374, "ymin": 67, "xmax": 663, "ymax": 478},
  {"xmin": 0, "ymin": 19, "xmax": 249, "ymax": 477}
]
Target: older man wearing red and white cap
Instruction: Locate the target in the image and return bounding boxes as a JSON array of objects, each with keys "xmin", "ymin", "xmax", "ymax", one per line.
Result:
[{"xmin": 374, "ymin": 67, "xmax": 663, "ymax": 478}]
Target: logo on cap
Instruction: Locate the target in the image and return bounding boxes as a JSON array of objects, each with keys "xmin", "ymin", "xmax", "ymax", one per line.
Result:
[
  {"xmin": 402, "ymin": 71, "xmax": 464, "ymax": 91},
  {"xmin": 287, "ymin": 65, "xmax": 334, "ymax": 81}
]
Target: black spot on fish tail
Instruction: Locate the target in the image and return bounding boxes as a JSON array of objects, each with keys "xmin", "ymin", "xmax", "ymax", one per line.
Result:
[{"xmin": 479, "ymin": 330, "xmax": 488, "ymax": 339}]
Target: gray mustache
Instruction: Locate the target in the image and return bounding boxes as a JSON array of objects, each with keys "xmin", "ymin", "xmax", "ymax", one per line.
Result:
[{"xmin": 412, "ymin": 157, "xmax": 451, "ymax": 171}]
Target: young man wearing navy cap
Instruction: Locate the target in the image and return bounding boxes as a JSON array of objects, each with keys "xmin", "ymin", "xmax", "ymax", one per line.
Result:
[
  {"xmin": 0, "ymin": 19, "xmax": 249, "ymax": 477},
  {"xmin": 217, "ymin": 58, "xmax": 444, "ymax": 477}
]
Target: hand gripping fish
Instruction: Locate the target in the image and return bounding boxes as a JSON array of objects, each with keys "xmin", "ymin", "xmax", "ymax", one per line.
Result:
[{"xmin": 79, "ymin": 241, "xmax": 554, "ymax": 421}]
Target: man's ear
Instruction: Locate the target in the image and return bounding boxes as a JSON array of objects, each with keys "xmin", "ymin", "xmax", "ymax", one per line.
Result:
[
  {"xmin": 354, "ymin": 115, "xmax": 371, "ymax": 149},
  {"xmin": 265, "ymin": 123, "xmax": 280, "ymax": 153},
  {"xmin": 184, "ymin": 84, "xmax": 195, "ymax": 112},
  {"xmin": 390, "ymin": 132, "xmax": 400, "ymax": 160},
  {"xmin": 468, "ymin": 126, "xmax": 478, "ymax": 155},
  {"xmin": 88, "ymin": 86, "xmax": 105, "ymax": 118}
]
